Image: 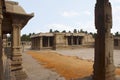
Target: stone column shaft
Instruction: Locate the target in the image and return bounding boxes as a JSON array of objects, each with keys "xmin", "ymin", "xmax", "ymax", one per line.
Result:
[
  {"xmin": 76, "ymin": 37, "xmax": 79, "ymax": 45},
  {"xmin": 0, "ymin": 14, "xmax": 3, "ymax": 80},
  {"xmin": 71, "ymin": 36, "xmax": 73, "ymax": 45},
  {"xmin": 11, "ymin": 24, "xmax": 22, "ymax": 71},
  {"xmin": 33, "ymin": 38, "xmax": 35, "ymax": 49},
  {"xmin": 65, "ymin": 36, "xmax": 68, "ymax": 46},
  {"xmin": 40, "ymin": 37, "xmax": 42, "ymax": 49},
  {"xmin": 93, "ymin": 0, "xmax": 115, "ymax": 80},
  {"xmin": 11, "ymin": 24, "xmax": 27, "ymax": 80},
  {"xmin": 48, "ymin": 37, "xmax": 50, "ymax": 47}
]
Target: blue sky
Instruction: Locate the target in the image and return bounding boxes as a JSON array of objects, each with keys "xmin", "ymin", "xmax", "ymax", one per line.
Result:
[{"xmin": 10, "ymin": 0, "xmax": 120, "ymax": 34}]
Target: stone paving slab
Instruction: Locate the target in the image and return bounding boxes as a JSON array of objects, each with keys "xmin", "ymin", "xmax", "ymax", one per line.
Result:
[
  {"xmin": 56, "ymin": 48, "xmax": 120, "ymax": 67},
  {"xmin": 22, "ymin": 51, "xmax": 65, "ymax": 80}
]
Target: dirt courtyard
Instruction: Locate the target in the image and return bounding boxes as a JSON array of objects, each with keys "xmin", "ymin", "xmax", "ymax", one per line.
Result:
[{"xmin": 26, "ymin": 50, "xmax": 120, "ymax": 80}]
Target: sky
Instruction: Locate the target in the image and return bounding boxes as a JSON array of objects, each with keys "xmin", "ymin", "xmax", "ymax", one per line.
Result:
[{"xmin": 10, "ymin": 0, "xmax": 120, "ymax": 34}]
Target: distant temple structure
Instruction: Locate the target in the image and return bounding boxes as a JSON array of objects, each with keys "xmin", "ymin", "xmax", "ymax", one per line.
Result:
[
  {"xmin": 31, "ymin": 32, "xmax": 94, "ymax": 50},
  {"xmin": 114, "ymin": 37, "xmax": 120, "ymax": 49}
]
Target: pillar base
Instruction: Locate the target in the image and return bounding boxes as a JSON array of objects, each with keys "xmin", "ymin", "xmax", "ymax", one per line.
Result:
[
  {"xmin": 11, "ymin": 70, "xmax": 27, "ymax": 80},
  {"xmin": 11, "ymin": 56, "xmax": 27, "ymax": 80},
  {"xmin": 93, "ymin": 65, "xmax": 116, "ymax": 80}
]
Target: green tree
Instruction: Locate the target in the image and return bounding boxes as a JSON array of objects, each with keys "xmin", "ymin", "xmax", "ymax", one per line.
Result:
[
  {"xmin": 54, "ymin": 30, "xmax": 59, "ymax": 33},
  {"xmin": 115, "ymin": 32, "xmax": 120, "ymax": 37},
  {"xmin": 80, "ymin": 29, "xmax": 84, "ymax": 33},
  {"xmin": 62, "ymin": 30, "xmax": 66, "ymax": 33},
  {"xmin": 49, "ymin": 29, "xmax": 53, "ymax": 33},
  {"xmin": 68, "ymin": 31, "xmax": 71, "ymax": 33},
  {"xmin": 21, "ymin": 33, "xmax": 32, "ymax": 41},
  {"xmin": 73, "ymin": 29, "xmax": 77, "ymax": 33}
]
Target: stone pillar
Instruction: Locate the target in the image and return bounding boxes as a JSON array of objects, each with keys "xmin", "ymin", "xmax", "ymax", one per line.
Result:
[
  {"xmin": 0, "ymin": 13, "xmax": 3, "ymax": 80},
  {"xmin": 71, "ymin": 35, "xmax": 73, "ymax": 45},
  {"xmin": 65, "ymin": 36, "xmax": 68, "ymax": 46},
  {"xmin": 48, "ymin": 37, "xmax": 50, "ymax": 47},
  {"xmin": 31, "ymin": 38, "xmax": 33, "ymax": 49},
  {"xmin": 36, "ymin": 38, "xmax": 38, "ymax": 49},
  {"xmin": 40, "ymin": 37, "xmax": 42, "ymax": 49},
  {"xmin": 33, "ymin": 38, "xmax": 35, "ymax": 49},
  {"xmin": 93, "ymin": 0, "xmax": 115, "ymax": 80},
  {"xmin": 34, "ymin": 38, "xmax": 36, "ymax": 49},
  {"xmin": 3, "ymin": 34, "xmax": 7, "ymax": 47},
  {"xmin": 11, "ymin": 24, "xmax": 27, "ymax": 80},
  {"xmin": 76, "ymin": 36, "xmax": 79, "ymax": 45},
  {"xmin": 35, "ymin": 37, "xmax": 37, "ymax": 49}
]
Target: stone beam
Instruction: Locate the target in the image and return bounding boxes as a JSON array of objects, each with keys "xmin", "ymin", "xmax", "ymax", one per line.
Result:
[{"xmin": 93, "ymin": 0, "xmax": 115, "ymax": 80}]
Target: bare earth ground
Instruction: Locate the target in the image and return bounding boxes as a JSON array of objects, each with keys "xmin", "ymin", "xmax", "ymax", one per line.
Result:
[
  {"xmin": 22, "ymin": 51, "xmax": 65, "ymax": 80},
  {"xmin": 23, "ymin": 48, "xmax": 120, "ymax": 80}
]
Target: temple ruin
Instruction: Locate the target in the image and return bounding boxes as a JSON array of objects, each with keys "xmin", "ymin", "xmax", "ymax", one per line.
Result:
[
  {"xmin": 114, "ymin": 37, "xmax": 120, "ymax": 49},
  {"xmin": 31, "ymin": 32, "xmax": 94, "ymax": 50},
  {"xmin": 0, "ymin": 0, "xmax": 117, "ymax": 80}
]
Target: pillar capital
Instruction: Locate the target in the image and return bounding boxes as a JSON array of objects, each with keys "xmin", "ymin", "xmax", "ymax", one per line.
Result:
[
  {"xmin": 12, "ymin": 23, "xmax": 22, "ymax": 28},
  {"xmin": 97, "ymin": 0, "xmax": 109, "ymax": 4}
]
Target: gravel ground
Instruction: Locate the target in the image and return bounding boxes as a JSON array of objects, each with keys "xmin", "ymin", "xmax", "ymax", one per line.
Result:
[
  {"xmin": 22, "ymin": 47, "xmax": 120, "ymax": 80},
  {"xmin": 56, "ymin": 48, "xmax": 120, "ymax": 67},
  {"xmin": 22, "ymin": 51, "xmax": 65, "ymax": 80}
]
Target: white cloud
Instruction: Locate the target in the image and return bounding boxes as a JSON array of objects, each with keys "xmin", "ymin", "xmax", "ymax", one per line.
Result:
[
  {"xmin": 112, "ymin": 6, "xmax": 120, "ymax": 33},
  {"xmin": 83, "ymin": 11, "xmax": 91, "ymax": 16},
  {"xmin": 111, "ymin": 0, "xmax": 120, "ymax": 3},
  {"xmin": 46, "ymin": 24, "xmax": 74, "ymax": 31},
  {"xmin": 76, "ymin": 21, "xmax": 96, "ymax": 33},
  {"xmin": 61, "ymin": 11, "xmax": 79, "ymax": 17},
  {"xmin": 46, "ymin": 22, "xmax": 96, "ymax": 33}
]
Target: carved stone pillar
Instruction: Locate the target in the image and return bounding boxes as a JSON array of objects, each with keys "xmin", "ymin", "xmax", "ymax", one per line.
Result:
[
  {"xmin": 40, "ymin": 37, "xmax": 42, "ymax": 49},
  {"xmin": 48, "ymin": 37, "xmax": 50, "ymax": 47},
  {"xmin": 11, "ymin": 24, "xmax": 27, "ymax": 80},
  {"xmin": 34, "ymin": 37, "xmax": 37, "ymax": 49},
  {"xmin": 71, "ymin": 35, "xmax": 73, "ymax": 45},
  {"xmin": 76, "ymin": 36, "xmax": 79, "ymax": 45},
  {"xmin": 31, "ymin": 38, "xmax": 33, "ymax": 49},
  {"xmin": 93, "ymin": 0, "xmax": 115, "ymax": 80},
  {"xmin": 32, "ymin": 38, "xmax": 35, "ymax": 49},
  {"xmin": 0, "ymin": 14, "xmax": 3, "ymax": 80},
  {"xmin": 65, "ymin": 36, "xmax": 68, "ymax": 46},
  {"xmin": 33, "ymin": 38, "xmax": 35, "ymax": 49}
]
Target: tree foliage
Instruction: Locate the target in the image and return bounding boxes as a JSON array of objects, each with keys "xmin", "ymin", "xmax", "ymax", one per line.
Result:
[
  {"xmin": 21, "ymin": 33, "xmax": 35, "ymax": 41},
  {"xmin": 49, "ymin": 29, "xmax": 53, "ymax": 33},
  {"xmin": 114, "ymin": 32, "xmax": 120, "ymax": 37}
]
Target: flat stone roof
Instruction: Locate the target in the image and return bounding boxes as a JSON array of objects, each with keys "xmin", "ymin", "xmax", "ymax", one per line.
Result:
[
  {"xmin": 31, "ymin": 32, "xmax": 87, "ymax": 38},
  {"xmin": 5, "ymin": 1, "xmax": 26, "ymax": 15}
]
